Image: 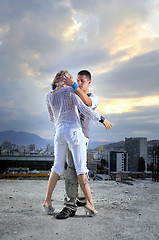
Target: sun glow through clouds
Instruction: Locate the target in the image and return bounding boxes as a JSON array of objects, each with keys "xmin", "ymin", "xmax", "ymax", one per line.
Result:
[
  {"xmin": 63, "ymin": 17, "xmax": 81, "ymax": 39},
  {"xmin": 98, "ymin": 96, "xmax": 159, "ymax": 114}
]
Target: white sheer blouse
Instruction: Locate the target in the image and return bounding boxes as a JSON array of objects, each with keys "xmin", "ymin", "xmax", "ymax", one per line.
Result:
[{"xmin": 46, "ymin": 87, "xmax": 100, "ymax": 128}]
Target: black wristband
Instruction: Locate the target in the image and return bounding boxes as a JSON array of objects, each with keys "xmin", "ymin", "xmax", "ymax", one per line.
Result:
[{"xmin": 99, "ymin": 116, "xmax": 105, "ymax": 123}]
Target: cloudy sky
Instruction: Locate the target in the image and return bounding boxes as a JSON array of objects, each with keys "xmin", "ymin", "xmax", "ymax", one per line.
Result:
[{"xmin": 0, "ymin": 0, "xmax": 159, "ymax": 143}]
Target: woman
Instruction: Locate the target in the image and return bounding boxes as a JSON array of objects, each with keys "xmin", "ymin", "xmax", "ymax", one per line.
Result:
[{"xmin": 43, "ymin": 70, "xmax": 112, "ymax": 216}]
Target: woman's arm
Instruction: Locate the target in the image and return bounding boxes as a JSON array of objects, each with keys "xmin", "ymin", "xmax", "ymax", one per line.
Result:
[{"xmin": 46, "ymin": 94, "xmax": 54, "ymax": 123}]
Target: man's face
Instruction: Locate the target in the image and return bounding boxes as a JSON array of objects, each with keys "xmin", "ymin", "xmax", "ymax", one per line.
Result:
[{"xmin": 77, "ymin": 74, "xmax": 91, "ymax": 93}]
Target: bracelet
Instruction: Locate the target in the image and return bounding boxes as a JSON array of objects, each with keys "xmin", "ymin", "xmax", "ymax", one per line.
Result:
[
  {"xmin": 72, "ymin": 82, "xmax": 78, "ymax": 90},
  {"xmin": 99, "ymin": 116, "xmax": 105, "ymax": 123},
  {"xmin": 51, "ymin": 84, "xmax": 56, "ymax": 90}
]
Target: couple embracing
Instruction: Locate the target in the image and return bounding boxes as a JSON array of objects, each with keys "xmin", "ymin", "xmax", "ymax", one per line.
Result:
[{"xmin": 43, "ymin": 70, "xmax": 112, "ymax": 219}]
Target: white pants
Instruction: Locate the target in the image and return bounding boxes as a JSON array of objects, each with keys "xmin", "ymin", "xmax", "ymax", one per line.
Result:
[{"xmin": 52, "ymin": 125, "xmax": 88, "ymax": 176}]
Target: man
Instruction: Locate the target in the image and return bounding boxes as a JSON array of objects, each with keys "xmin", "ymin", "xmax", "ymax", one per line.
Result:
[{"xmin": 54, "ymin": 70, "xmax": 111, "ymax": 219}]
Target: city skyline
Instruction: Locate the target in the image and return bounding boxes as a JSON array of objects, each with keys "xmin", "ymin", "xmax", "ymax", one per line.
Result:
[
  {"xmin": 1, "ymin": 130, "xmax": 159, "ymax": 150},
  {"xmin": 0, "ymin": 0, "xmax": 159, "ymax": 143}
]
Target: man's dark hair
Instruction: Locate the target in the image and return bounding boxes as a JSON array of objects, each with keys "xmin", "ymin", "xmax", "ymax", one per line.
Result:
[{"xmin": 78, "ymin": 70, "xmax": 91, "ymax": 80}]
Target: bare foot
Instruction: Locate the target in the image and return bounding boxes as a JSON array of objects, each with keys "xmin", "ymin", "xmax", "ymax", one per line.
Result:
[
  {"xmin": 85, "ymin": 202, "xmax": 95, "ymax": 213},
  {"xmin": 43, "ymin": 200, "xmax": 53, "ymax": 210}
]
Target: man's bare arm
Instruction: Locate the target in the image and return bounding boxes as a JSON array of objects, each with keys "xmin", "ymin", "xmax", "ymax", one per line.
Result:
[
  {"xmin": 75, "ymin": 87, "xmax": 92, "ymax": 106},
  {"xmin": 62, "ymin": 75, "xmax": 92, "ymax": 106},
  {"xmin": 62, "ymin": 73, "xmax": 113, "ymax": 130}
]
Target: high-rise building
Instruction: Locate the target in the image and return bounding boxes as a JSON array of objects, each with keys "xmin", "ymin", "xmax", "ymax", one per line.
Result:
[
  {"xmin": 108, "ymin": 151, "xmax": 128, "ymax": 173},
  {"xmin": 125, "ymin": 137, "xmax": 147, "ymax": 171},
  {"xmin": 147, "ymin": 144, "xmax": 153, "ymax": 167}
]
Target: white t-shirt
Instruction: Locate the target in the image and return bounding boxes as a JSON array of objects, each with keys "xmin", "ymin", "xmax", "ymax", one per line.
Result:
[{"xmin": 79, "ymin": 92, "xmax": 99, "ymax": 138}]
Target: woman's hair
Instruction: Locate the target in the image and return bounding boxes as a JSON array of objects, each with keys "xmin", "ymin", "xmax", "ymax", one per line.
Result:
[
  {"xmin": 55, "ymin": 70, "xmax": 72, "ymax": 87},
  {"xmin": 57, "ymin": 70, "xmax": 72, "ymax": 79}
]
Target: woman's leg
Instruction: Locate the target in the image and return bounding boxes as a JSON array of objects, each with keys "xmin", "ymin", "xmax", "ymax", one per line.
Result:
[
  {"xmin": 43, "ymin": 171, "xmax": 59, "ymax": 209},
  {"xmin": 43, "ymin": 136, "xmax": 68, "ymax": 209},
  {"xmin": 78, "ymin": 174, "xmax": 95, "ymax": 213},
  {"xmin": 68, "ymin": 128, "xmax": 95, "ymax": 213}
]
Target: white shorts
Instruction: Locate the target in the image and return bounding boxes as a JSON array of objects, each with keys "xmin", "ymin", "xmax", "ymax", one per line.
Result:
[{"xmin": 52, "ymin": 125, "xmax": 88, "ymax": 176}]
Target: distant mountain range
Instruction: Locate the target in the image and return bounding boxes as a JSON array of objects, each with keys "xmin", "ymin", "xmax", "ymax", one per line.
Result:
[
  {"xmin": 0, "ymin": 130, "xmax": 52, "ymax": 148},
  {"xmin": 0, "ymin": 130, "xmax": 110, "ymax": 149},
  {"xmin": 1, "ymin": 130, "xmax": 158, "ymax": 150}
]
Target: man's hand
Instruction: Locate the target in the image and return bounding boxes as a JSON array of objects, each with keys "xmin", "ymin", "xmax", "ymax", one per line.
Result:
[
  {"xmin": 53, "ymin": 72, "xmax": 67, "ymax": 85},
  {"xmin": 103, "ymin": 119, "xmax": 112, "ymax": 130},
  {"xmin": 62, "ymin": 74, "xmax": 74, "ymax": 86},
  {"xmin": 52, "ymin": 72, "xmax": 66, "ymax": 87}
]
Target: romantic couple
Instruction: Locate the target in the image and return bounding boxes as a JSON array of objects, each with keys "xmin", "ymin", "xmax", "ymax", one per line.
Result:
[{"xmin": 43, "ymin": 70, "xmax": 112, "ymax": 219}]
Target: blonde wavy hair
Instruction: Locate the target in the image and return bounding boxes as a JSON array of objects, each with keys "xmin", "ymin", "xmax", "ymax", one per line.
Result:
[{"xmin": 55, "ymin": 70, "xmax": 72, "ymax": 87}]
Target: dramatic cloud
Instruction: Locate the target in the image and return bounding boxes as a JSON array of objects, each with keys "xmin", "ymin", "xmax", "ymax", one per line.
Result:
[
  {"xmin": 0, "ymin": 0, "xmax": 159, "ymax": 142},
  {"xmin": 94, "ymin": 50, "xmax": 159, "ymax": 99}
]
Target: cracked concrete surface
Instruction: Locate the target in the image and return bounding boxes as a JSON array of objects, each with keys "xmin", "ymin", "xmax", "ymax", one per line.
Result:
[{"xmin": 0, "ymin": 179, "xmax": 159, "ymax": 240}]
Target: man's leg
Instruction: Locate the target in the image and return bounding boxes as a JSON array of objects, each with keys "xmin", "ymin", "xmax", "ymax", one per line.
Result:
[
  {"xmin": 65, "ymin": 149, "xmax": 78, "ymax": 209},
  {"xmin": 56, "ymin": 129, "xmax": 87, "ymax": 219},
  {"xmin": 65, "ymin": 139, "xmax": 88, "ymax": 206},
  {"xmin": 56, "ymin": 149, "xmax": 78, "ymax": 219}
]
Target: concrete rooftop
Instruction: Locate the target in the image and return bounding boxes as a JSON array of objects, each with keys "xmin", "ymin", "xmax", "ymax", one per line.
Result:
[{"xmin": 0, "ymin": 179, "xmax": 159, "ymax": 240}]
